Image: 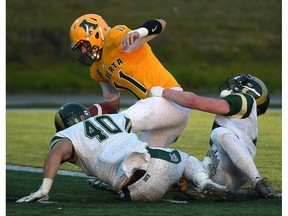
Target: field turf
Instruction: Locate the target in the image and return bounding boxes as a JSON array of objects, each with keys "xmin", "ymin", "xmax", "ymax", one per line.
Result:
[
  {"xmin": 6, "ymin": 170, "xmax": 281, "ymax": 216},
  {"xmin": 6, "ymin": 110, "xmax": 282, "ymax": 215}
]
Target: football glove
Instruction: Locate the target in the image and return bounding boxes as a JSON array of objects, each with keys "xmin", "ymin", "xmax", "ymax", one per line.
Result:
[
  {"xmin": 16, "ymin": 178, "xmax": 53, "ymax": 203},
  {"xmin": 150, "ymin": 86, "xmax": 164, "ymax": 97},
  {"xmin": 16, "ymin": 189, "xmax": 49, "ymax": 203}
]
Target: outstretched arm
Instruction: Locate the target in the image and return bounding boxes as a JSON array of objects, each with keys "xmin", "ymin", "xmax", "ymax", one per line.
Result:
[
  {"xmin": 120, "ymin": 19, "xmax": 166, "ymax": 52},
  {"xmin": 16, "ymin": 139, "xmax": 73, "ymax": 203},
  {"xmin": 151, "ymin": 87, "xmax": 231, "ymax": 115}
]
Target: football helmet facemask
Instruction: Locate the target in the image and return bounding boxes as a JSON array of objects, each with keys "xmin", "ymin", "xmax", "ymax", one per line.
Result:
[
  {"xmin": 219, "ymin": 74, "xmax": 270, "ymax": 116},
  {"xmin": 55, "ymin": 102, "xmax": 91, "ymax": 132},
  {"xmin": 70, "ymin": 14, "xmax": 110, "ymax": 66}
]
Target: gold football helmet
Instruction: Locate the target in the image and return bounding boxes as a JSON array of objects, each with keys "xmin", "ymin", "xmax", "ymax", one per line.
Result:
[{"xmin": 70, "ymin": 14, "xmax": 110, "ymax": 66}]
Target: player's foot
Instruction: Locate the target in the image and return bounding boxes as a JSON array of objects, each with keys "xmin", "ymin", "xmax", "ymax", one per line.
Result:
[{"xmin": 255, "ymin": 179, "xmax": 276, "ymax": 198}]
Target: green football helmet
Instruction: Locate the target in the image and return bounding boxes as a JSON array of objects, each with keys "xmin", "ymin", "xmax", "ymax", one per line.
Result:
[
  {"xmin": 54, "ymin": 102, "xmax": 91, "ymax": 132},
  {"xmin": 219, "ymin": 74, "xmax": 270, "ymax": 116}
]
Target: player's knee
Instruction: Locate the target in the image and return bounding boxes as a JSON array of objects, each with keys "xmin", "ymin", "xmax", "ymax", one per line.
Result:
[{"xmin": 210, "ymin": 127, "xmax": 232, "ymax": 148}]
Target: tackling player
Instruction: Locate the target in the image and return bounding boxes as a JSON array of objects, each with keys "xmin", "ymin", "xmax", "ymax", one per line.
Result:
[
  {"xmin": 16, "ymin": 102, "xmax": 228, "ymax": 203},
  {"xmin": 150, "ymin": 74, "xmax": 277, "ymax": 199},
  {"xmin": 69, "ymin": 14, "xmax": 190, "ymax": 148}
]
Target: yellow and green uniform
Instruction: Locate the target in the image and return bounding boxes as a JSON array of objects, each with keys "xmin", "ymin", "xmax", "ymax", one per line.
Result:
[{"xmin": 90, "ymin": 25, "xmax": 180, "ymax": 99}]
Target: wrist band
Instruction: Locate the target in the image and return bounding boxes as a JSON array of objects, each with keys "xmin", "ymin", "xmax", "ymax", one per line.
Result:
[
  {"xmin": 140, "ymin": 20, "xmax": 162, "ymax": 35},
  {"xmin": 130, "ymin": 27, "xmax": 149, "ymax": 38},
  {"xmin": 41, "ymin": 178, "xmax": 53, "ymax": 194}
]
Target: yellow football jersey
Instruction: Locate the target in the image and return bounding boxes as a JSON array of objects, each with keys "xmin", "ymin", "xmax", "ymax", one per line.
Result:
[{"xmin": 89, "ymin": 25, "xmax": 180, "ymax": 99}]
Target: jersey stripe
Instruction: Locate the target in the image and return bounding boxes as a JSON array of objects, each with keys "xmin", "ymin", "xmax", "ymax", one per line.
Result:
[{"xmin": 223, "ymin": 93, "xmax": 254, "ymax": 119}]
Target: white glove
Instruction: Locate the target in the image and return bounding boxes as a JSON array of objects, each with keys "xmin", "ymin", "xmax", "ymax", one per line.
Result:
[
  {"xmin": 16, "ymin": 178, "xmax": 53, "ymax": 203},
  {"xmin": 150, "ymin": 86, "xmax": 164, "ymax": 97},
  {"xmin": 220, "ymin": 89, "xmax": 232, "ymax": 98},
  {"xmin": 16, "ymin": 189, "xmax": 49, "ymax": 203}
]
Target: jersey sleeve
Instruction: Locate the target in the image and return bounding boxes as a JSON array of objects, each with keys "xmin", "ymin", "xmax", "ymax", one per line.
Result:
[
  {"xmin": 222, "ymin": 93, "xmax": 255, "ymax": 119},
  {"xmin": 50, "ymin": 136, "xmax": 65, "ymax": 150},
  {"xmin": 106, "ymin": 25, "xmax": 131, "ymax": 47}
]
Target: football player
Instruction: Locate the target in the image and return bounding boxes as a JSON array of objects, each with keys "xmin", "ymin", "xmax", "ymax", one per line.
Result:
[
  {"xmin": 16, "ymin": 102, "xmax": 228, "ymax": 203},
  {"xmin": 150, "ymin": 74, "xmax": 277, "ymax": 198},
  {"xmin": 70, "ymin": 14, "xmax": 190, "ymax": 148}
]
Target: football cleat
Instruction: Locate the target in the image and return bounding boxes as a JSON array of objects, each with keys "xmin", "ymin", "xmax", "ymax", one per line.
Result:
[
  {"xmin": 87, "ymin": 178, "xmax": 118, "ymax": 194},
  {"xmin": 255, "ymin": 179, "xmax": 276, "ymax": 198}
]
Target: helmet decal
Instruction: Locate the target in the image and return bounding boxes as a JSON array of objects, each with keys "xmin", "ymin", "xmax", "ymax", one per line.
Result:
[
  {"xmin": 54, "ymin": 102, "xmax": 91, "ymax": 132},
  {"xmin": 79, "ymin": 19, "xmax": 99, "ymax": 38}
]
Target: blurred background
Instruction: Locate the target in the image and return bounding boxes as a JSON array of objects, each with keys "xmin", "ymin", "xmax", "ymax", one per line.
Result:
[{"xmin": 6, "ymin": 0, "xmax": 282, "ymax": 97}]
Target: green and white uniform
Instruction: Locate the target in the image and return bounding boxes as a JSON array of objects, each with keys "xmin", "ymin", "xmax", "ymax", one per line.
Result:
[
  {"xmin": 210, "ymin": 93, "xmax": 260, "ymax": 191},
  {"xmin": 50, "ymin": 114, "xmax": 207, "ymax": 201}
]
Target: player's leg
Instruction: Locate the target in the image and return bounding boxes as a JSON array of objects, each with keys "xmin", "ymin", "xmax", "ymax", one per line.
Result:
[
  {"xmin": 120, "ymin": 97, "xmax": 190, "ymax": 147},
  {"xmin": 210, "ymin": 147, "xmax": 248, "ymax": 192},
  {"xmin": 180, "ymin": 154, "xmax": 232, "ymax": 200},
  {"xmin": 211, "ymin": 127, "xmax": 276, "ymax": 198}
]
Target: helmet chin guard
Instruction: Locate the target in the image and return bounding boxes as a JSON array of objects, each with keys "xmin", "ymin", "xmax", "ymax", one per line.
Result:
[
  {"xmin": 70, "ymin": 14, "xmax": 109, "ymax": 66},
  {"xmin": 71, "ymin": 40, "xmax": 100, "ymax": 66}
]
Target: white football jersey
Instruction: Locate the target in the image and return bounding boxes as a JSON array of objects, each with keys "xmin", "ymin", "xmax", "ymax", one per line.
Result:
[
  {"xmin": 50, "ymin": 114, "xmax": 150, "ymax": 190},
  {"xmin": 215, "ymin": 93, "xmax": 258, "ymax": 143}
]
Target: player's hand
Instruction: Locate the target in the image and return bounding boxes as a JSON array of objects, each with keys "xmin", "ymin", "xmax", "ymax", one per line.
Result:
[
  {"xmin": 150, "ymin": 86, "xmax": 164, "ymax": 97},
  {"xmin": 120, "ymin": 32, "xmax": 140, "ymax": 51},
  {"xmin": 16, "ymin": 189, "xmax": 49, "ymax": 203}
]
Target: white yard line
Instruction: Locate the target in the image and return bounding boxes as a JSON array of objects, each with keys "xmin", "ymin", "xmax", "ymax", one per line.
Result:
[{"xmin": 6, "ymin": 165, "xmax": 88, "ymax": 178}]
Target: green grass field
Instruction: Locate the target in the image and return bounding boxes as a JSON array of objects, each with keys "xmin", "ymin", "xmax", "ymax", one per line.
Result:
[{"xmin": 6, "ymin": 110, "xmax": 282, "ymax": 215}]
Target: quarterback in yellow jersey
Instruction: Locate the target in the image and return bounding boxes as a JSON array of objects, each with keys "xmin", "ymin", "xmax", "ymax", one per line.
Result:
[
  {"xmin": 90, "ymin": 25, "xmax": 179, "ymax": 99},
  {"xmin": 70, "ymin": 14, "xmax": 190, "ymax": 147}
]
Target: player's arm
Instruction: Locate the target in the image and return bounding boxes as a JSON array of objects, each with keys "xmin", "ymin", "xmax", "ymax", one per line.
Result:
[
  {"xmin": 16, "ymin": 139, "xmax": 73, "ymax": 203},
  {"xmin": 150, "ymin": 87, "xmax": 230, "ymax": 115},
  {"xmin": 43, "ymin": 139, "xmax": 73, "ymax": 179},
  {"xmin": 120, "ymin": 19, "xmax": 166, "ymax": 52},
  {"xmin": 98, "ymin": 82, "xmax": 120, "ymax": 111}
]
